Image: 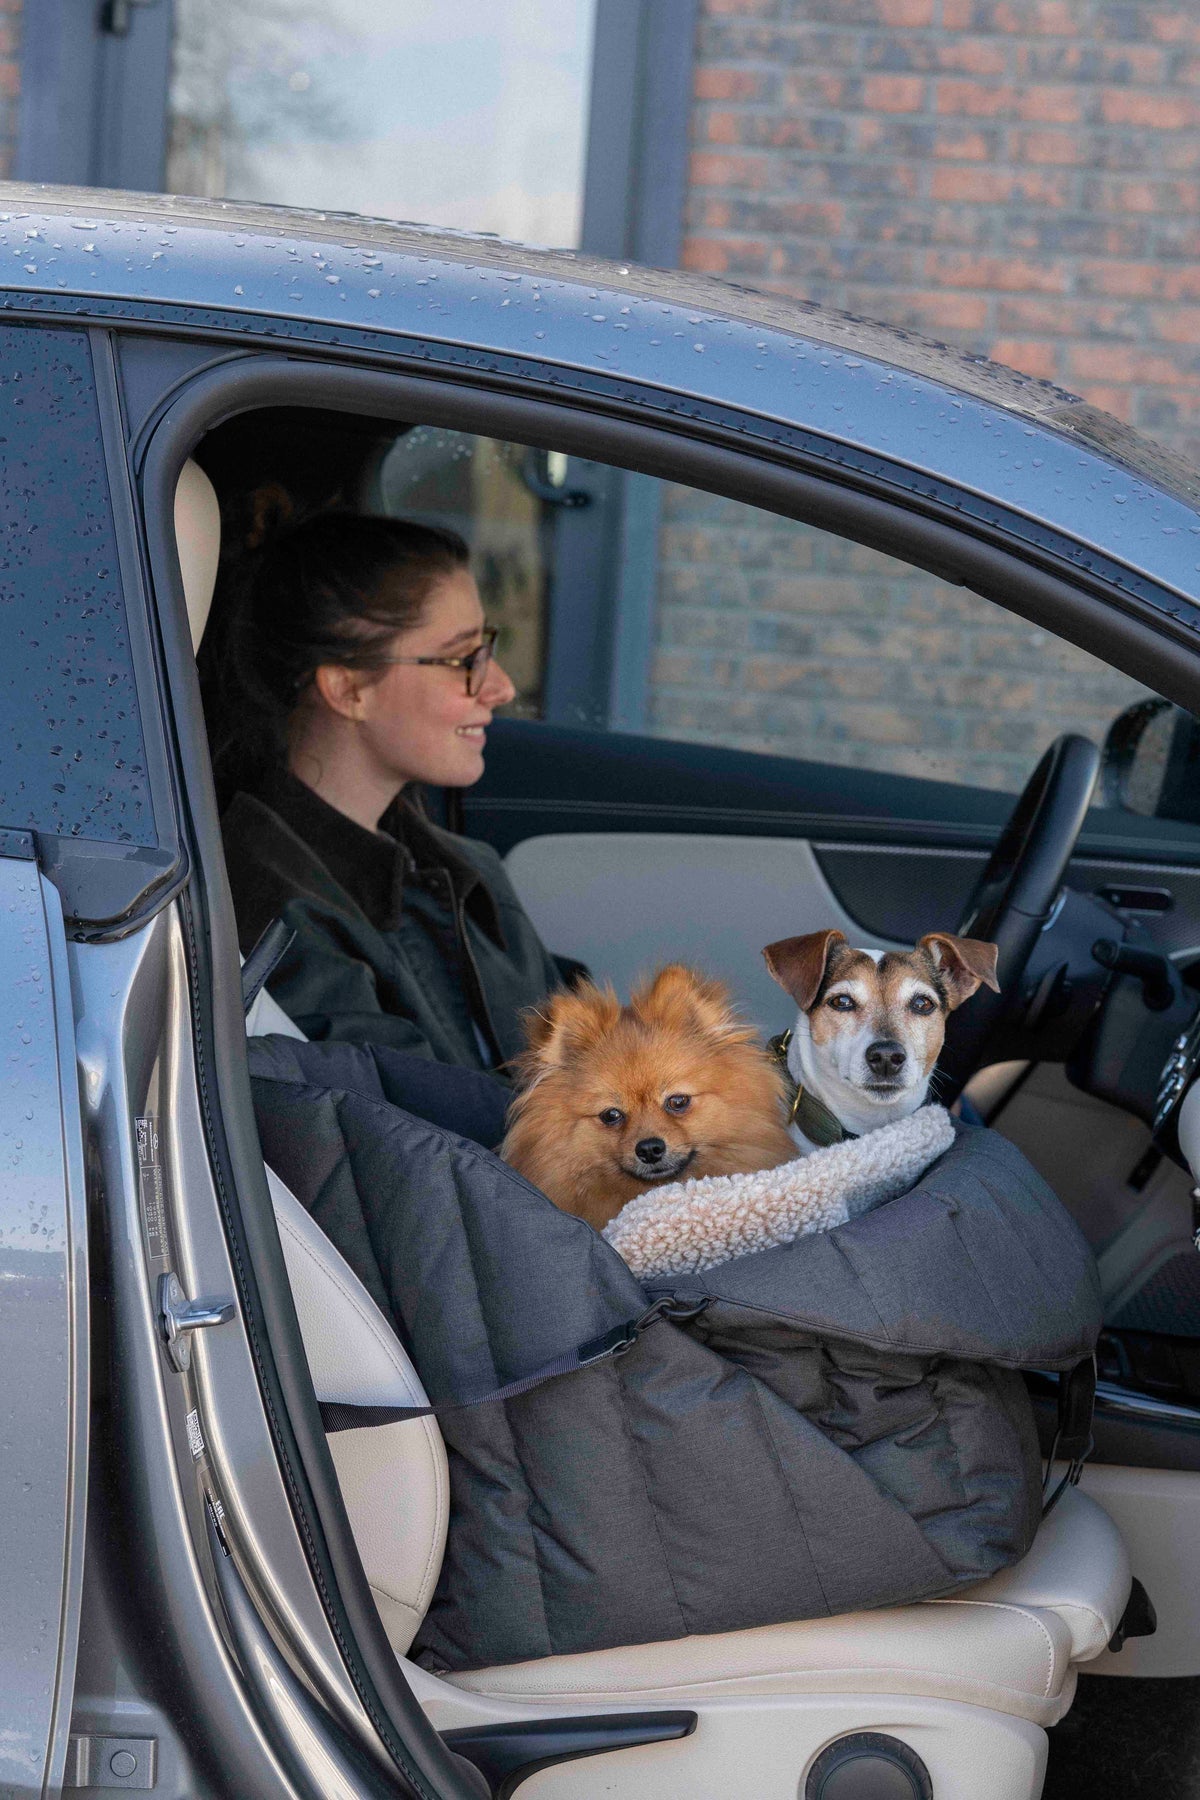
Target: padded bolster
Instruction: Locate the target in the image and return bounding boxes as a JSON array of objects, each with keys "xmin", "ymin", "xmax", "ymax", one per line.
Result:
[
  {"xmin": 267, "ymin": 1167, "xmax": 449, "ymax": 1653},
  {"xmin": 448, "ymin": 1593, "xmax": 1078, "ymax": 1726}
]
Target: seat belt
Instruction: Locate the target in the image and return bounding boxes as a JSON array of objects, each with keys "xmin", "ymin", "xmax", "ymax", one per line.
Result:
[
  {"xmin": 317, "ymin": 1297, "xmax": 707, "ymax": 1434},
  {"xmin": 1042, "ymin": 1355, "xmax": 1096, "ymax": 1517},
  {"xmin": 241, "ymin": 917, "xmax": 297, "ymax": 1015}
]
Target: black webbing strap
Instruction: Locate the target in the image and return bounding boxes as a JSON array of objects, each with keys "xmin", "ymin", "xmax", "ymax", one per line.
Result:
[
  {"xmin": 318, "ymin": 1297, "xmax": 706, "ymax": 1434},
  {"xmin": 1042, "ymin": 1355, "xmax": 1096, "ymax": 1518},
  {"xmin": 241, "ymin": 918, "xmax": 297, "ymax": 1017}
]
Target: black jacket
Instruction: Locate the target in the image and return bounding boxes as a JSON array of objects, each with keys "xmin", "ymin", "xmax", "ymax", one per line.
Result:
[{"xmin": 221, "ymin": 768, "xmax": 562, "ymax": 1069}]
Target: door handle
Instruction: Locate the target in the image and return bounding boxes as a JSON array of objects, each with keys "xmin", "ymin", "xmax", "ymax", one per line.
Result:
[{"xmin": 158, "ymin": 1272, "xmax": 235, "ymax": 1373}]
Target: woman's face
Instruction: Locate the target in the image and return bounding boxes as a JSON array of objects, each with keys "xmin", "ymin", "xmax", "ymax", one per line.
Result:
[{"xmin": 352, "ymin": 566, "xmax": 515, "ymax": 791}]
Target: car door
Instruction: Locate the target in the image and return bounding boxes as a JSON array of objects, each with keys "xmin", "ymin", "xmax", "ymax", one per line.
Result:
[{"xmin": 0, "ymin": 323, "xmax": 131, "ymax": 1800}]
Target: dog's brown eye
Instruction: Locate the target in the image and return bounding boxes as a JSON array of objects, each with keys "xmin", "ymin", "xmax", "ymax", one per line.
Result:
[
  {"xmin": 909, "ymin": 994, "xmax": 936, "ymax": 1015},
  {"xmin": 599, "ymin": 1107, "xmax": 626, "ymax": 1128},
  {"xmin": 663, "ymin": 1093, "xmax": 691, "ymax": 1114},
  {"xmin": 826, "ymin": 993, "xmax": 856, "ymax": 1011}
]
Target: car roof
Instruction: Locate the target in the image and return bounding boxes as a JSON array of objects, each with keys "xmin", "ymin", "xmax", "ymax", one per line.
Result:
[{"xmin": 2, "ymin": 183, "xmax": 1198, "ymax": 605}]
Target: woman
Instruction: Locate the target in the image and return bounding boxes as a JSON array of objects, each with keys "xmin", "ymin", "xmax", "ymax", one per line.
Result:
[{"xmin": 213, "ymin": 512, "xmax": 563, "ymax": 1069}]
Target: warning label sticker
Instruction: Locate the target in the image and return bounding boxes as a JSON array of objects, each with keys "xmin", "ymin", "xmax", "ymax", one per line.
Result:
[
  {"xmin": 185, "ymin": 1408, "xmax": 205, "ymax": 1461},
  {"xmin": 135, "ymin": 1115, "xmax": 167, "ymax": 1260}
]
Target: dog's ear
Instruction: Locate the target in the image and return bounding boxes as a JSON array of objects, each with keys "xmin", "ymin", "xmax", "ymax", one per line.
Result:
[
  {"xmin": 918, "ymin": 932, "xmax": 1001, "ymax": 1009},
  {"xmin": 632, "ymin": 964, "xmax": 749, "ymax": 1042},
  {"xmin": 762, "ymin": 929, "xmax": 847, "ymax": 1012},
  {"xmin": 517, "ymin": 982, "xmax": 622, "ymax": 1072}
]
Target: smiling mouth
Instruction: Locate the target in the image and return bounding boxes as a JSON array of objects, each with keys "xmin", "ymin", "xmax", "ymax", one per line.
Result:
[{"xmin": 621, "ymin": 1149, "xmax": 697, "ymax": 1181}]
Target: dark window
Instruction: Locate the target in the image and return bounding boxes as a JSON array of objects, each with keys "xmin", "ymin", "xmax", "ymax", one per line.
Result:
[{"xmin": 0, "ymin": 327, "xmax": 154, "ymax": 846}]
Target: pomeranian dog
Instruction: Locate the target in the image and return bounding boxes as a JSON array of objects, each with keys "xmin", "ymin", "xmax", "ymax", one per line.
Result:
[{"xmin": 501, "ymin": 964, "xmax": 797, "ymax": 1231}]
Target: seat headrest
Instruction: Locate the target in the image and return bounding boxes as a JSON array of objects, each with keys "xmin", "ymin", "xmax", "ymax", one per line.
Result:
[{"xmin": 175, "ymin": 458, "xmax": 221, "ymax": 652}]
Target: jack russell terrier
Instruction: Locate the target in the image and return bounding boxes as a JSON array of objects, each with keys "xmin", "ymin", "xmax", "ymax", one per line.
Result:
[{"xmin": 762, "ymin": 928, "xmax": 1000, "ymax": 1153}]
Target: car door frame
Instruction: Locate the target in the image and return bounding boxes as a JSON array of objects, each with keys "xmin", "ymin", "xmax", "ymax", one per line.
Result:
[{"xmin": 127, "ymin": 321, "xmax": 1200, "ymax": 1785}]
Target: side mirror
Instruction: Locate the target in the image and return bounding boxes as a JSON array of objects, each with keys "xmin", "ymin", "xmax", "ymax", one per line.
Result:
[{"xmin": 1101, "ymin": 698, "xmax": 1200, "ymax": 824}]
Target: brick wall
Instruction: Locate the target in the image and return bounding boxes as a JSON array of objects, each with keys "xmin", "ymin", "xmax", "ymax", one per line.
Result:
[
  {"xmin": 0, "ymin": 0, "xmax": 18, "ymax": 177},
  {"xmin": 644, "ymin": 0, "xmax": 1197, "ymax": 789}
]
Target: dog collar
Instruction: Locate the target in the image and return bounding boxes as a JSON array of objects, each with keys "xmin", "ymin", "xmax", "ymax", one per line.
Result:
[{"xmin": 767, "ymin": 1030, "xmax": 858, "ymax": 1148}]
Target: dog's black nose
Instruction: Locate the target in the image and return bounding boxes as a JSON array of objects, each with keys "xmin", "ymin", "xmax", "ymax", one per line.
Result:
[
  {"xmin": 866, "ymin": 1039, "xmax": 907, "ymax": 1078},
  {"xmin": 636, "ymin": 1137, "xmax": 667, "ymax": 1163}
]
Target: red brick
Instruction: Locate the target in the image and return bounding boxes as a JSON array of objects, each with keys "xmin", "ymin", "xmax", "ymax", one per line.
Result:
[
  {"xmin": 731, "ymin": 198, "xmax": 848, "ymax": 234},
  {"xmin": 941, "ymin": 0, "xmax": 972, "ymax": 24},
  {"xmin": 990, "ymin": 338, "xmax": 1059, "ymax": 379},
  {"xmin": 871, "ymin": 289, "xmax": 990, "ymax": 331},
  {"xmin": 995, "ymin": 295, "xmax": 1139, "ymax": 338},
  {"xmin": 1007, "ymin": 127, "xmax": 1087, "ymax": 164},
  {"xmin": 1017, "ymin": 85, "xmax": 1082, "ymax": 124},
  {"xmin": 989, "ymin": 0, "xmax": 1080, "ymax": 30},
  {"xmin": 693, "ymin": 197, "xmax": 733, "ymax": 229},
  {"xmin": 925, "ymin": 251, "xmax": 1069, "ymax": 293},
  {"xmin": 681, "ymin": 236, "xmax": 768, "ymax": 275},
  {"xmin": 993, "ymin": 296, "xmax": 1063, "ymax": 332},
  {"xmin": 1076, "ymin": 260, "xmax": 1178, "ymax": 298},
  {"xmin": 1068, "ymin": 344, "xmax": 1189, "ymax": 385},
  {"xmin": 862, "ymin": 73, "xmax": 926, "ymax": 112},
  {"xmin": 875, "ymin": 0, "xmax": 936, "ymax": 23},
  {"xmin": 1091, "ymin": 176, "xmax": 1200, "ymax": 214},
  {"xmin": 688, "ymin": 151, "xmax": 772, "ymax": 190},
  {"xmin": 931, "ymin": 166, "xmax": 1014, "ymax": 203},
  {"xmin": 931, "ymin": 165, "xmax": 1071, "ymax": 203},
  {"xmin": 694, "ymin": 67, "xmax": 774, "ymax": 102},
  {"xmin": 930, "ymin": 126, "xmax": 995, "ymax": 160},
  {"xmin": 1147, "ymin": 307, "xmax": 1200, "ymax": 345},
  {"xmin": 1147, "ymin": 10, "xmax": 1200, "ymax": 44},
  {"xmin": 936, "ymin": 79, "xmax": 1018, "ymax": 118},
  {"xmin": 1100, "ymin": 90, "xmax": 1199, "ymax": 129},
  {"xmin": 935, "ymin": 40, "xmax": 1010, "ymax": 75},
  {"xmin": 1090, "ymin": 43, "xmax": 1170, "ymax": 83},
  {"xmin": 779, "ymin": 72, "xmax": 849, "ymax": 110}
]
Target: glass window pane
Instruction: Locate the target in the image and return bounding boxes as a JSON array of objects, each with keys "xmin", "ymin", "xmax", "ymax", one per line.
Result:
[
  {"xmin": 166, "ymin": 0, "xmax": 597, "ymax": 247},
  {"xmin": 646, "ymin": 481, "xmax": 1151, "ymax": 795}
]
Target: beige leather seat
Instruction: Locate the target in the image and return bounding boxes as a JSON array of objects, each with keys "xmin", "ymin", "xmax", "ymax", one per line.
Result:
[
  {"xmin": 178, "ymin": 460, "xmax": 1130, "ymax": 1798},
  {"xmin": 268, "ymin": 1159, "xmax": 1129, "ymax": 1800}
]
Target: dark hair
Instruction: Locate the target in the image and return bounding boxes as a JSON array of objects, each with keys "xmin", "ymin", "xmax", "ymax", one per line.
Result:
[{"xmin": 203, "ymin": 511, "xmax": 469, "ymax": 803}]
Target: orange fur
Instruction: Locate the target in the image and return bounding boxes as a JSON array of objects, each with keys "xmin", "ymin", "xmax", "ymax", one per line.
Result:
[{"xmin": 502, "ymin": 965, "xmax": 796, "ymax": 1231}]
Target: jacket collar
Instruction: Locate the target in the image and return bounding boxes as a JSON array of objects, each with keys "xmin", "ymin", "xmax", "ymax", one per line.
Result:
[{"xmin": 248, "ymin": 767, "xmax": 505, "ymax": 944}]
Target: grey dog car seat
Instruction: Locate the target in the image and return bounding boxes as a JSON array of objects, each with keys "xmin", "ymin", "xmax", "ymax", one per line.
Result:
[{"xmin": 247, "ymin": 1034, "xmax": 1103, "ymax": 1675}]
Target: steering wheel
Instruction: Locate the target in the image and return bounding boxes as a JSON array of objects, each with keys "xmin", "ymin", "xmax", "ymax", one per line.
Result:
[{"xmin": 937, "ymin": 733, "xmax": 1101, "ymax": 1099}]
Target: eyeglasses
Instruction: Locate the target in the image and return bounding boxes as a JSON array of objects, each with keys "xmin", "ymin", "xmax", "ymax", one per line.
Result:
[{"xmin": 378, "ymin": 626, "xmax": 499, "ymax": 697}]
